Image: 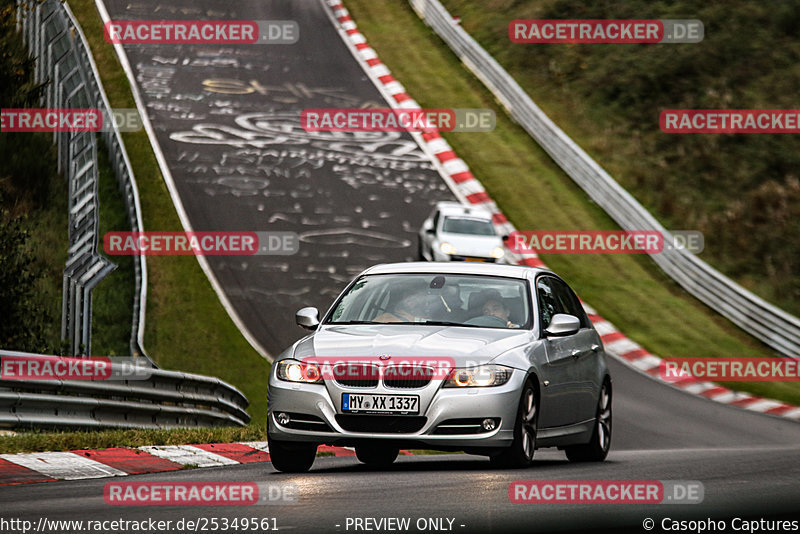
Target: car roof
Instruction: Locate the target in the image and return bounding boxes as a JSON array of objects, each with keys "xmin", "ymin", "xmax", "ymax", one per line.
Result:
[
  {"xmin": 434, "ymin": 201, "xmax": 493, "ymax": 219},
  {"xmin": 361, "ymin": 261, "xmax": 550, "ymax": 279}
]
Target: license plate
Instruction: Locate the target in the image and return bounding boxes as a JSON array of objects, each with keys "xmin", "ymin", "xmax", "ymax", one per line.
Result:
[
  {"xmin": 464, "ymin": 257, "xmax": 486, "ymax": 262},
  {"xmin": 342, "ymin": 393, "xmax": 419, "ymax": 414}
]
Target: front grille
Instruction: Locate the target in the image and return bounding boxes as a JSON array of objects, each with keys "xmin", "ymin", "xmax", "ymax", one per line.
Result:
[
  {"xmin": 333, "ymin": 364, "xmax": 434, "ymax": 388},
  {"xmin": 335, "ymin": 415, "xmax": 427, "ymax": 434},
  {"xmin": 432, "ymin": 418, "xmax": 500, "ymax": 435},
  {"xmin": 333, "ymin": 363, "xmax": 380, "ymax": 388},
  {"xmin": 383, "ymin": 365, "xmax": 434, "ymax": 389},
  {"xmin": 277, "ymin": 412, "xmax": 334, "ymax": 432}
]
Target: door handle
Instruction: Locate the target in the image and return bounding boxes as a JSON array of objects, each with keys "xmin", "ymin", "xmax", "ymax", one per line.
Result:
[{"xmin": 573, "ymin": 345, "xmax": 599, "ymax": 359}]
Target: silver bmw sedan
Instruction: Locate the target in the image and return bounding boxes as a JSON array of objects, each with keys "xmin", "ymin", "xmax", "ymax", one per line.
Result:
[{"xmin": 267, "ymin": 262, "xmax": 611, "ymax": 472}]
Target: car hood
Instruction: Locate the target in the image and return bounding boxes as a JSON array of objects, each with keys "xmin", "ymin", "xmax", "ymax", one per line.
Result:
[
  {"xmin": 292, "ymin": 324, "xmax": 531, "ymax": 366},
  {"xmin": 438, "ymin": 233, "xmax": 503, "ymax": 257}
]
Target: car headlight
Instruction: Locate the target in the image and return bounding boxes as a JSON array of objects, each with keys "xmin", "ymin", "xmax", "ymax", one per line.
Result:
[
  {"xmin": 440, "ymin": 242, "xmax": 457, "ymax": 255},
  {"xmin": 443, "ymin": 365, "xmax": 513, "ymax": 387},
  {"xmin": 276, "ymin": 360, "xmax": 322, "ymax": 383},
  {"xmin": 491, "ymin": 246, "xmax": 505, "ymax": 259}
]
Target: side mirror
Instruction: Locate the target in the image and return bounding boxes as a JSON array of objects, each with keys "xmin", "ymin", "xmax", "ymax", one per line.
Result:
[
  {"xmin": 544, "ymin": 313, "xmax": 580, "ymax": 337},
  {"xmin": 426, "ymin": 226, "xmax": 436, "ymax": 234},
  {"xmin": 501, "ymin": 234, "xmax": 509, "ymax": 242},
  {"xmin": 295, "ymin": 307, "xmax": 319, "ymax": 330}
]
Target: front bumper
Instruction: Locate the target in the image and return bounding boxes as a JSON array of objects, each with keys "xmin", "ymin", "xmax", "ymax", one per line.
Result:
[{"xmin": 267, "ymin": 369, "xmax": 525, "ymax": 449}]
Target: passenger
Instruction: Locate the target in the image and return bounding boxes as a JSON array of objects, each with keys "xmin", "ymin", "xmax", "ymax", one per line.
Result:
[{"xmin": 374, "ymin": 293, "xmax": 429, "ymax": 323}]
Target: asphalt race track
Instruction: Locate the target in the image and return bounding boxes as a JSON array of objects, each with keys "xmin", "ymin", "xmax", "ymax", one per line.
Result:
[
  {"xmin": 103, "ymin": 0, "xmax": 454, "ymax": 353},
  {"xmin": 4, "ymin": 0, "xmax": 798, "ymax": 532}
]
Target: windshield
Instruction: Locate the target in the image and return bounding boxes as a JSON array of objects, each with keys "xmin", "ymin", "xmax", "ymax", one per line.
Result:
[
  {"xmin": 326, "ymin": 274, "xmax": 531, "ymax": 329},
  {"xmin": 441, "ymin": 216, "xmax": 496, "ymax": 236}
]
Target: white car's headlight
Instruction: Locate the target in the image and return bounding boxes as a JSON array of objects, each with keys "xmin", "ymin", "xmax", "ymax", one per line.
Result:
[
  {"xmin": 440, "ymin": 242, "xmax": 457, "ymax": 255},
  {"xmin": 276, "ymin": 360, "xmax": 322, "ymax": 383},
  {"xmin": 443, "ymin": 365, "xmax": 513, "ymax": 387},
  {"xmin": 491, "ymin": 246, "xmax": 505, "ymax": 259}
]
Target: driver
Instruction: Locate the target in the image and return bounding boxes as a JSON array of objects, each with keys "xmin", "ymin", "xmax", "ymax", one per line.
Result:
[{"xmin": 482, "ymin": 298, "xmax": 520, "ymax": 328}]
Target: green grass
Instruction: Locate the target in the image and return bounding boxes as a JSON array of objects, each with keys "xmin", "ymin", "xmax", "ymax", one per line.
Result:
[
  {"xmin": 0, "ymin": 427, "xmax": 267, "ymax": 454},
  {"xmin": 343, "ymin": 0, "xmax": 800, "ymax": 406},
  {"xmin": 66, "ymin": 0, "xmax": 270, "ymax": 423},
  {"xmin": 18, "ymin": 149, "xmax": 67, "ymax": 353},
  {"xmin": 0, "ymin": 132, "xmax": 66, "ymax": 353},
  {"xmin": 439, "ymin": 0, "xmax": 800, "ymax": 318},
  {"xmin": 92, "ymin": 137, "xmax": 136, "ymax": 356}
]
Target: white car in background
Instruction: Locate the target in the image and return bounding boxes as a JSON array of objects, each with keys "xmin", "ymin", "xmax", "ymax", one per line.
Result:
[{"xmin": 418, "ymin": 202, "xmax": 508, "ymax": 263}]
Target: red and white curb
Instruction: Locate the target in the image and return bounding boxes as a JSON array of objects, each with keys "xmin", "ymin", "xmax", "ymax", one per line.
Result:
[
  {"xmin": 326, "ymin": 0, "xmax": 800, "ymax": 424},
  {"xmin": 0, "ymin": 443, "xmax": 386, "ymax": 486}
]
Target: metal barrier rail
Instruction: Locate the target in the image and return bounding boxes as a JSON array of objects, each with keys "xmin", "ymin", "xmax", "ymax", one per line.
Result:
[
  {"xmin": 6, "ymin": 2, "xmax": 253, "ymax": 430},
  {"xmin": 16, "ymin": 0, "xmax": 149, "ymax": 360},
  {"xmin": 0, "ymin": 350, "xmax": 250, "ymax": 428},
  {"xmin": 408, "ymin": 0, "xmax": 800, "ymax": 358}
]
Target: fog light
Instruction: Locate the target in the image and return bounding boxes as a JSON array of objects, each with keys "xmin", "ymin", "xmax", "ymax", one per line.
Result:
[
  {"xmin": 276, "ymin": 412, "xmax": 290, "ymax": 425},
  {"xmin": 481, "ymin": 418, "xmax": 496, "ymax": 431}
]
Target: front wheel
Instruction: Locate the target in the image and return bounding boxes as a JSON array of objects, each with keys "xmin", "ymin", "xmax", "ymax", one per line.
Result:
[
  {"xmin": 268, "ymin": 438, "xmax": 317, "ymax": 473},
  {"xmin": 565, "ymin": 380, "xmax": 612, "ymax": 462},
  {"xmin": 355, "ymin": 445, "xmax": 399, "ymax": 467},
  {"xmin": 490, "ymin": 380, "xmax": 537, "ymax": 468}
]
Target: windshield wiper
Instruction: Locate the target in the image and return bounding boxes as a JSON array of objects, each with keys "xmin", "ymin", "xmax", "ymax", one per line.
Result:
[
  {"xmin": 330, "ymin": 320, "xmax": 470, "ymax": 327},
  {"xmin": 422, "ymin": 320, "xmax": 469, "ymax": 327}
]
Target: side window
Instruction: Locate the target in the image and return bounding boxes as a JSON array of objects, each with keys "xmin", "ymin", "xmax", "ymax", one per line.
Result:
[
  {"xmin": 536, "ymin": 278, "xmax": 562, "ymax": 330},
  {"xmin": 550, "ymin": 278, "xmax": 590, "ymax": 329}
]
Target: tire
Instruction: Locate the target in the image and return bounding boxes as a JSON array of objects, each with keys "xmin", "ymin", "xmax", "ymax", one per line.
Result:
[
  {"xmin": 565, "ymin": 380, "xmax": 612, "ymax": 462},
  {"xmin": 355, "ymin": 445, "xmax": 399, "ymax": 467},
  {"xmin": 417, "ymin": 239, "xmax": 426, "ymax": 261},
  {"xmin": 267, "ymin": 438, "xmax": 317, "ymax": 473},
  {"xmin": 490, "ymin": 380, "xmax": 537, "ymax": 468}
]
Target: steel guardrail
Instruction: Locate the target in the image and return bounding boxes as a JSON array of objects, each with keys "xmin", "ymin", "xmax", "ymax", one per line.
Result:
[
  {"xmin": 0, "ymin": 350, "xmax": 250, "ymax": 429},
  {"xmin": 408, "ymin": 0, "xmax": 800, "ymax": 358}
]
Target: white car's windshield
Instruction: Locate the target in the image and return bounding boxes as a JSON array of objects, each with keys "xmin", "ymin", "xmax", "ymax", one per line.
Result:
[
  {"xmin": 441, "ymin": 216, "xmax": 496, "ymax": 236},
  {"xmin": 327, "ymin": 274, "xmax": 531, "ymax": 329}
]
